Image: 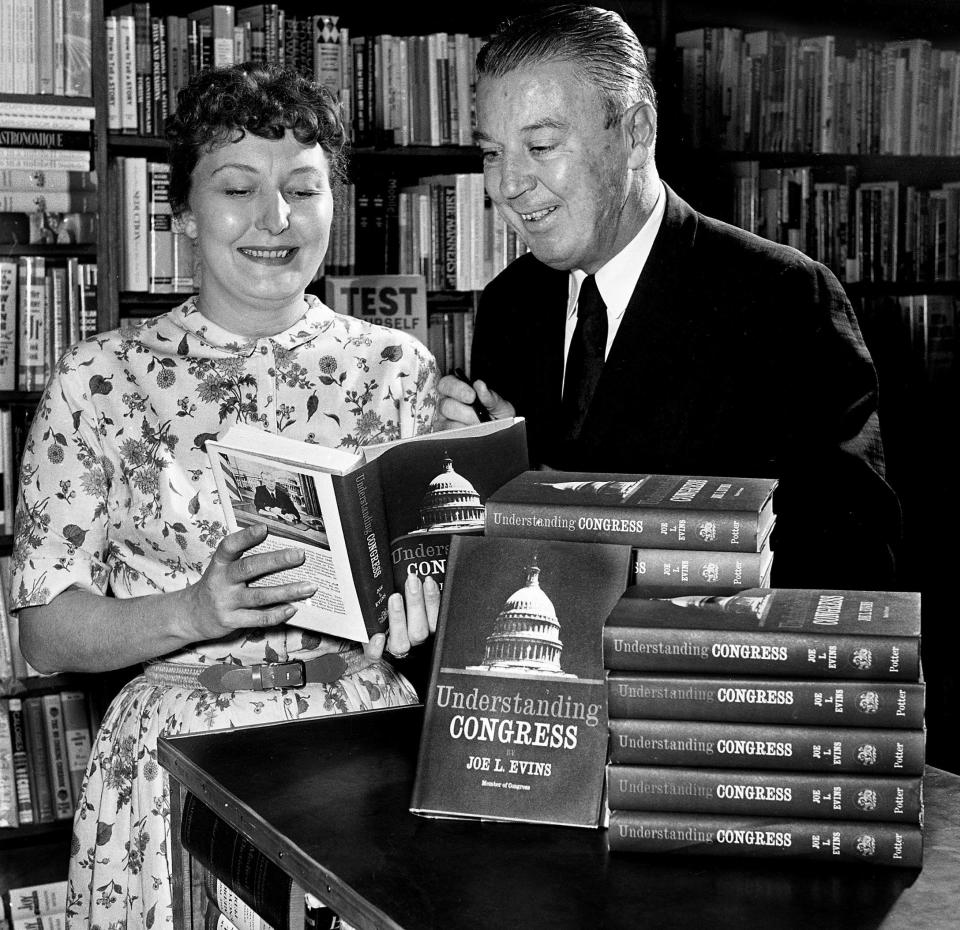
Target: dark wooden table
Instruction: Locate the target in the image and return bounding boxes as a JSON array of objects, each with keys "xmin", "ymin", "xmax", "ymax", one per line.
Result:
[{"xmin": 159, "ymin": 705, "xmax": 960, "ymax": 930}]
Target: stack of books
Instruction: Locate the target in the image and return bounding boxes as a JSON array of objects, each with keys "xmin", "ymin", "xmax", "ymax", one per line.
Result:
[
  {"xmin": 602, "ymin": 587, "xmax": 925, "ymax": 867},
  {"xmin": 485, "ymin": 471, "xmax": 778, "ymax": 597},
  {"xmin": 2, "ymin": 880, "xmax": 67, "ymax": 930}
]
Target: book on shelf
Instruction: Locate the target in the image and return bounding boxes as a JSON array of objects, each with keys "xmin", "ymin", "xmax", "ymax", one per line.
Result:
[
  {"xmin": 58, "ymin": 689, "xmax": 92, "ymax": 804},
  {"xmin": 0, "ymin": 698, "xmax": 18, "ymax": 827},
  {"xmin": 0, "ymin": 191, "xmax": 97, "ymax": 214},
  {"xmin": 198, "ymin": 862, "xmax": 341, "ymax": 930},
  {"xmin": 605, "ymin": 764, "xmax": 922, "ymax": 822},
  {"xmin": 607, "ymin": 718, "xmax": 926, "ymax": 774},
  {"xmin": 119, "ymin": 156, "xmax": 149, "ymax": 292},
  {"xmin": 40, "ymin": 693, "xmax": 74, "ymax": 819},
  {"xmin": 21, "ymin": 695, "xmax": 55, "ymax": 823},
  {"xmin": 603, "ymin": 588, "xmax": 921, "ymax": 680},
  {"xmin": 9, "ymin": 917, "xmax": 67, "ymax": 930},
  {"xmin": 181, "ymin": 792, "xmax": 308, "ymax": 930},
  {"xmin": 6, "ymin": 697, "xmax": 35, "ymax": 825},
  {"xmin": 147, "ymin": 160, "xmax": 174, "ymax": 294},
  {"xmin": 410, "ymin": 535, "xmax": 631, "ymax": 828},
  {"xmin": 606, "ymin": 672, "xmax": 926, "ymax": 729},
  {"xmin": 324, "ymin": 274, "xmax": 428, "ymax": 349},
  {"xmin": 485, "ymin": 471, "xmax": 777, "ymax": 551},
  {"xmin": 17, "ymin": 255, "xmax": 46, "ymax": 392},
  {"xmin": 0, "ymin": 258, "xmax": 15, "ymax": 391},
  {"xmin": 606, "ymin": 810, "xmax": 923, "ymax": 867},
  {"xmin": 206, "ymin": 417, "xmax": 528, "ymax": 642},
  {"xmin": 5, "ymin": 881, "xmax": 69, "ymax": 922},
  {"xmin": 0, "ymin": 149, "xmax": 91, "ymax": 172},
  {"xmin": 629, "ymin": 543, "xmax": 773, "ymax": 596}
]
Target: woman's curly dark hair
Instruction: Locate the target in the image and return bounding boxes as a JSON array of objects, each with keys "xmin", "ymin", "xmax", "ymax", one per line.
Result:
[{"xmin": 165, "ymin": 62, "xmax": 347, "ymax": 216}]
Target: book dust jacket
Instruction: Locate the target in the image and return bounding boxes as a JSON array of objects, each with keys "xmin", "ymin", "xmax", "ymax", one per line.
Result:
[
  {"xmin": 366, "ymin": 418, "xmax": 528, "ymax": 592},
  {"xmin": 410, "ymin": 536, "xmax": 631, "ymax": 827}
]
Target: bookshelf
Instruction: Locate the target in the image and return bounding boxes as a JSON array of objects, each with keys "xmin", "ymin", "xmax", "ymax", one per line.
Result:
[{"xmin": 1, "ymin": 0, "xmax": 958, "ymax": 897}]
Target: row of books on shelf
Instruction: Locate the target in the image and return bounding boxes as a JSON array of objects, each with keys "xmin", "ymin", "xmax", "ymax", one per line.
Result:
[
  {"xmin": 104, "ymin": 4, "xmax": 485, "ymax": 148},
  {"xmin": 0, "ymin": 102, "xmax": 94, "ymax": 174},
  {"xmin": 0, "ymin": 256, "xmax": 99, "ymax": 391},
  {"xmin": 115, "ymin": 159, "xmax": 528, "ymax": 295},
  {"xmin": 676, "ymin": 28, "xmax": 960, "ymax": 156},
  {"xmin": 2, "ymin": 880, "xmax": 69, "ymax": 930},
  {"xmin": 0, "ymin": 0, "xmax": 92, "ymax": 96},
  {"xmin": 324, "ymin": 175, "xmax": 527, "ymax": 291},
  {"xmin": 0, "ymin": 687, "xmax": 95, "ymax": 830},
  {"xmin": 729, "ymin": 162, "xmax": 960, "ymax": 288}
]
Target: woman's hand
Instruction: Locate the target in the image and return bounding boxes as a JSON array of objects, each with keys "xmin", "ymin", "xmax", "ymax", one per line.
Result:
[
  {"xmin": 183, "ymin": 523, "xmax": 318, "ymax": 641},
  {"xmin": 362, "ymin": 573, "xmax": 441, "ymax": 665}
]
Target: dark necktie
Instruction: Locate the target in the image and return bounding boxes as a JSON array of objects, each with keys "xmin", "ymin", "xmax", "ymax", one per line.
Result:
[{"xmin": 561, "ymin": 274, "xmax": 607, "ymax": 440}]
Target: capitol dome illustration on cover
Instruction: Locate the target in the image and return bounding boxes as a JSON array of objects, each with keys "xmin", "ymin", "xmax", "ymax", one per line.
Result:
[
  {"xmin": 467, "ymin": 557, "xmax": 576, "ymax": 679},
  {"xmin": 408, "ymin": 453, "xmax": 486, "ymax": 535}
]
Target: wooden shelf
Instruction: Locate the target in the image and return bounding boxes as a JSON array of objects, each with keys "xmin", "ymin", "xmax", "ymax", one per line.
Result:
[{"xmin": 0, "ymin": 244, "xmax": 97, "ymax": 259}]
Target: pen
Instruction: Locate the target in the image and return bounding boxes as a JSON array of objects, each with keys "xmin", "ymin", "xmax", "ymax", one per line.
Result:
[{"xmin": 449, "ymin": 367, "xmax": 493, "ymax": 422}]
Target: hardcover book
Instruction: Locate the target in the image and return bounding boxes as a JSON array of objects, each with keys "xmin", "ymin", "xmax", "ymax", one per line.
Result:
[
  {"xmin": 606, "ymin": 764, "xmax": 923, "ymax": 822},
  {"xmin": 607, "ymin": 672, "xmax": 926, "ymax": 728},
  {"xmin": 181, "ymin": 793, "xmax": 306, "ymax": 930},
  {"xmin": 606, "ymin": 811, "xmax": 923, "ymax": 867},
  {"xmin": 630, "ymin": 544, "xmax": 773, "ymax": 596},
  {"xmin": 410, "ymin": 535, "xmax": 632, "ymax": 827},
  {"xmin": 608, "ymin": 718, "xmax": 926, "ymax": 774},
  {"xmin": 603, "ymin": 588, "xmax": 921, "ymax": 679},
  {"xmin": 485, "ymin": 471, "xmax": 777, "ymax": 552},
  {"xmin": 206, "ymin": 417, "xmax": 527, "ymax": 641},
  {"xmin": 324, "ymin": 273, "xmax": 428, "ymax": 348}
]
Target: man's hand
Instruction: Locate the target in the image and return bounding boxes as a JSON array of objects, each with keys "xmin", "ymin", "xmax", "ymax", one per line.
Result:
[{"xmin": 436, "ymin": 374, "xmax": 516, "ymax": 429}]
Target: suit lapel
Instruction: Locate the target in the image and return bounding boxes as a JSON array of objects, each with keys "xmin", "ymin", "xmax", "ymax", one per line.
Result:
[
  {"xmin": 525, "ymin": 262, "xmax": 569, "ymax": 420},
  {"xmin": 578, "ymin": 187, "xmax": 701, "ymax": 455}
]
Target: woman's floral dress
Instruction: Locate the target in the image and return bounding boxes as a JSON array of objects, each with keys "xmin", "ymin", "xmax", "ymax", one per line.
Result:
[{"xmin": 8, "ymin": 295, "xmax": 438, "ymax": 930}]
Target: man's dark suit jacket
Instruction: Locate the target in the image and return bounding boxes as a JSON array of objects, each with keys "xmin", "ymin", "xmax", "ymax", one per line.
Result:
[{"xmin": 471, "ymin": 184, "xmax": 901, "ymax": 590}]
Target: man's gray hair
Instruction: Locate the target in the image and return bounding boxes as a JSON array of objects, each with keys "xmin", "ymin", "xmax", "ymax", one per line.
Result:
[{"xmin": 476, "ymin": 4, "xmax": 657, "ymax": 129}]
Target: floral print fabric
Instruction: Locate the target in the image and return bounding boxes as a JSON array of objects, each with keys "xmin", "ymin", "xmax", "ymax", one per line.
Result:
[{"xmin": 9, "ymin": 295, "xmax": 438, "ymax": 929}]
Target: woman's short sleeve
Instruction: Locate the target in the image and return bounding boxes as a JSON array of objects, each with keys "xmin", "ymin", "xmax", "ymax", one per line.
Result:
[{"xmin": 9, "ymin": 350, "xmax": 113, "ymax": 609}]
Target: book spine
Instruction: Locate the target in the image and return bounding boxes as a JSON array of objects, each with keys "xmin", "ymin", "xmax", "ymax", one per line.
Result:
[
  {"xmin": 0, "ymin": 192, "xmax": 98, "ymax": 213},
  {"xmin": 22, "ymin": 695, "xmax": 55, "ymax": 823},
  {"xmin": 608, "ymin": 718, "xmax": 926, "ymax": 773},
  {"xmin": 0, "ymin": 258, "xmax": 16, "ymax": 391},
  {"xmin": 0, "ymin": 150, "xmax": 91, "ymax": 171},
  {"xmin": 0, "ymin": 129, "xmax": 92, "ymax": 150},
  {"xmin": 202, "ymin": 869, "xmax": 270, "ymax": 930},
  {"xmin": 607, "ymin": 810, "xmax": 923, "ymax": 867},
  {"xmin": 180, "ymin": 792, "xmax": 300, "ymax": 930},
  {"xmin": 606, "ymin": 763, "xmax": 922, "ymax": 822},
  {"xmin": 17, "ymin": 255, "xmax": 46, "ymax": 391},
  {"xmin": 5, "ymin": 880, "xmax": 69, "ymax": 921},
  {"xmin": 0, "ymin": 169, "xmax": 97, "ymax": 192},
  {"xmin": 485, "ymin": 500, "xmax": 765, "ymax": 551},
  {"xmin": 7, "ymin": 698, "xmax": 35, "ymax": 825},
  {"xmin": 121, "ymin": 156, "xmax": 149, "ymax": 291},
  {"xmin": 602, "ymin": 624, "xmax": 921, "ymax": 680},
  {"xmin": 607, "ymin": 673, "xmax": 926, "ymax": 728},
  {"xmin": 40, "ymin": 693, "xmax": 74, "ymax": 819},
  {"xmin": 0, "ymin": 699, "xmax": 18, "ymax": 827},
  {"xmin": 147, "ymin": 160, "xmax": 174, "ymax": 293},
  {"xmin": 330, "ymin": 463, "xmax": 391, "ymax": 639},
  {"xmin": 630, "ymin": 547, "xmax": 768, "ymax": 595},
  {"xmin": 58, "ymin": 689, "xmax": 91, "ymax": 804}
]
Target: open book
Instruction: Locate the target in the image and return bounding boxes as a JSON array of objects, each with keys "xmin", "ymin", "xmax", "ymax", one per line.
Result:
[{"xmin": 206, "ymin": 418, "xmax": 528, "ymax": 642}]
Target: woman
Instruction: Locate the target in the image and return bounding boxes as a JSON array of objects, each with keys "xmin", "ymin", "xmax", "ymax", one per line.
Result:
[{"xmin": 10, "ymin": 63, "xmax": 439, "ymax": 928}]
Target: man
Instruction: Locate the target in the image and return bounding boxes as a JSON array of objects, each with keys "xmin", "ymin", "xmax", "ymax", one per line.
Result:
[{"xmin": 438, "ymin": 4, "xmax": 900, "ymax": 590}]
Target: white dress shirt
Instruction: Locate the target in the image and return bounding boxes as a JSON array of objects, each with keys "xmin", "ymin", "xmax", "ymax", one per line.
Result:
[{"xmin": 562, "ymin": 180, "xmax": 667, "ymax": 385}]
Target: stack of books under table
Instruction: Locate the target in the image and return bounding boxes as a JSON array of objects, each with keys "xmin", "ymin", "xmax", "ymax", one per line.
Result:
[{"xmin": 601, "ymin": 587, "xmax": 926, "ymax": 867}]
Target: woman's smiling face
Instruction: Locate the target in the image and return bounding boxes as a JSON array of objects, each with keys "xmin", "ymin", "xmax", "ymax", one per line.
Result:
[{"xmin": 181, "ymin": 129, "xmax": 334, "ymax": 336}]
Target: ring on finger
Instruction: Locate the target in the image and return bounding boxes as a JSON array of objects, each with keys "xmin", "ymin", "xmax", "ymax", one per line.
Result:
[{"xmin": 387, "ymin": 647, "xmax": 410, "ymax": 660}]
